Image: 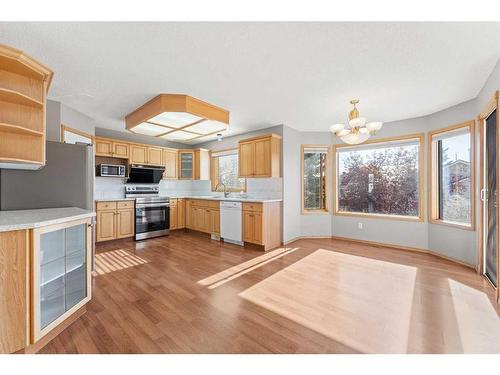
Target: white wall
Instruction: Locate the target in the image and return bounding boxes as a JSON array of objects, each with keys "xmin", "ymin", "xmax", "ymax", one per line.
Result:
[{"xmin": 282, "ymin": 125, "xmax": 302, "ymax": 243}]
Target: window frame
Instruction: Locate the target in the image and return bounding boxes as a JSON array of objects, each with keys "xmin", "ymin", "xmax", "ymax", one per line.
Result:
[
  {"xmin": 301, "ymin": 145, "xmax": 331, "ymax": 215},
  {"xmin": 333, "ymin": 133, "xmax": 425, "ymax": 222},
  {"xmin": 428, "ymin": 120, "xmax": 475, "ymax": 230},
  {"xmin": 210, "ymin": 148, "xmax": 247, "ymax": 192},
  {"xmin": 60, "ymin": 124, "xmax": 94, "ymax": 145}
]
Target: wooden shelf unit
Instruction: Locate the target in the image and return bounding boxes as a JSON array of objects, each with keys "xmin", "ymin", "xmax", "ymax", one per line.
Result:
[{"xmin": 0, "ymin": 44, "xmax": 53, "ymax": 170}]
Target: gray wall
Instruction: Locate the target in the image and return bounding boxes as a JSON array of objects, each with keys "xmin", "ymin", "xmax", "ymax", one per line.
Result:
[
  {"xmin": 193, "ymin": 125, "xmax": 284, "ymax": 150},
  {"xmin": 95, "ymin": 127, "xmax": 187, "ymax": 149},
  {"xmin": 46, "ymin": 99, "xmax": 62, "ymax": 142}
]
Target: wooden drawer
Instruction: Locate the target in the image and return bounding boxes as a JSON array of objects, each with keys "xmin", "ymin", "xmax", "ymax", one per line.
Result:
[
  {"xmin": 96, "ymin": 201, "xmax": 117, "ymax": 211},
  {"xmin": 192, "ymin": 199, "xmax": 220, "ymax": 209},
  {"xmin": 169, "ymin": 198, "xmax": 178, "ymax": 206},
  {"xmin": 242, "ymin": 202, "xmax": 263, "ymax": 212},
  {"xmin": 117, "ymin": 201, "xmax": 134, "ymax": 209}
]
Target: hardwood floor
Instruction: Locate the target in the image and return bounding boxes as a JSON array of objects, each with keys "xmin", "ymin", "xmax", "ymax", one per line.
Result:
[{"xmin": 38, "ymin": 231, "xmax": 500, "ymax": 354}]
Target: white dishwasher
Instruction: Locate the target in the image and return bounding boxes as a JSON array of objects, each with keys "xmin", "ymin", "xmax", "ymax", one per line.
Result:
[{"xmin": 220, "ymin": 201, "xmax": 244, "ymax": 246}]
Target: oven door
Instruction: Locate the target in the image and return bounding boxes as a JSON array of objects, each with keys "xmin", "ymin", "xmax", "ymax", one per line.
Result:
[{"xmin": 135, "ymin": 203, "xmax": 169, "ymax": 240}]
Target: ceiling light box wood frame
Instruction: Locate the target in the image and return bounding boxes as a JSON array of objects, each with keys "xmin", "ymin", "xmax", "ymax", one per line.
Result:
[
  {"xmin": 125, "ymin": 94, "xmax": 229, "ymax": 144},
  {"xmin": 0, "ymin": 44, "xmax": 53, "ymax": 170}
]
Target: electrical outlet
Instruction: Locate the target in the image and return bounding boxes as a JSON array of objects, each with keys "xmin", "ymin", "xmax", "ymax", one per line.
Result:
[{"xmin": 358, "ymin": 222, "xmax": 363, "ymax": 229}]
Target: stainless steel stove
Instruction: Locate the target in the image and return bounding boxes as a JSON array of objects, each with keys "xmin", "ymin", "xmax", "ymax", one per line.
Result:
[{"xmin": 125, "ymin": 185, "xmax": 170, "ymax": 240}]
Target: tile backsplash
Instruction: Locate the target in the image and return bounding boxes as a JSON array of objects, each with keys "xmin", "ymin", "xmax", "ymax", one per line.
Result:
[{"xmin": 95, "ymin": 177, "xmax": 282, "ymax": 200}]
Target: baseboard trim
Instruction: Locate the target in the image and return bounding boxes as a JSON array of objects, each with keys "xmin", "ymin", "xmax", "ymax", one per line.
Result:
[
  {"xmin": 284, "ymin": 235, "xmax": 476, "ymax": 270},
  {"xmin": 330, "ymin": 235, "xmax": 476, "ymax": 269},
  {"xmin": 282, "ymin": 235, "xmax": 332, "ymax": 245}
]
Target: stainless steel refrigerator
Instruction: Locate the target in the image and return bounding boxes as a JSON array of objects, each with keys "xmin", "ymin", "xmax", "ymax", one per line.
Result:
[{"xmin": 0, "ymin": 141, "xmax": 94, "ymax": 211}]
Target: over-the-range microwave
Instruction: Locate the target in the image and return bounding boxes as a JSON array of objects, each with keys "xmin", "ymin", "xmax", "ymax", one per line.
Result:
[{"xmin": 96, "ymin": 164, "xmax": 126, "ymax": 177}]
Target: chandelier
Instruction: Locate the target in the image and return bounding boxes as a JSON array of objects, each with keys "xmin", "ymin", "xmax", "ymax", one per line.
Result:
[{"xmin": 330, "ymin": 99, "xmax": 383, "ymax": 145}]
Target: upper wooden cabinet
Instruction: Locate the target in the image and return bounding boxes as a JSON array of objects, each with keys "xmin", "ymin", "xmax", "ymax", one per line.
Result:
[
  {"xmin": 238, "ymin": 134, "xmax": 281, "ymax": 178},
  {"xmin": 147, "ymin": 147, "xmax": 163, "ymax": 166},
  {"xmin": 95, "ymin": 138, "xmax": 130, "ymax": 159},
  {"xmin": 130, "ymin": 145, "xmax": 147, "ymax": 164},
  {"xmin": 113, "ymin": 141, "xmax": 129, "ymax": 158},
  {"xmin": 179, "ymin": 149, "xmax": 210, "ymax": 180},
  {"xmin": 129, "ymin": 144, "xmax": 163, "ymax": 166},
  {"xmin": 163, "ymin": 149, "xmax": 178, "ymax": 179},
  {"xmin": 0, "ymin": 44, "xmax": 53, "ymax": 170}
]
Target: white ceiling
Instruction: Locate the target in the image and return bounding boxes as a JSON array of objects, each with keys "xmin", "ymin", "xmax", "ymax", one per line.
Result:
[{"xmin": 1, "ymin": 22, "xmax": 500, "ymax": 143}]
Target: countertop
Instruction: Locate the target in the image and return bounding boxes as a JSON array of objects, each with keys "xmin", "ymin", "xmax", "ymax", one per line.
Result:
[
  {"xmin": 96, "ymin": 196, "xmax": 282, "ymax": 203},
  {"xmin": 95, "ymin": 198, "xmax": 135, "ymax": 202},
  {"xmin": 168, "ymin": 195, "xmax": 282, "ymax": 203},
  {"xmin": 0, "ymin": 207, "xmax": 95, "ymax": 233}
]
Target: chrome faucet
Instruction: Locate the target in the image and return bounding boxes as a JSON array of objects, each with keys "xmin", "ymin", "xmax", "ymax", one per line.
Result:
[{"xmin": 215, "ymin": 182, "xmax": 230, "ymax": 198}]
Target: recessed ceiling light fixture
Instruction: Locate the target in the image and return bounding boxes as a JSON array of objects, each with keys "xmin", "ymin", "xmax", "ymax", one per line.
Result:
[
  {"xmin": 330, "ymin": 99, "xmax": 383, "ymax": 145},
  {"xmin": 125, "ymin": 94, "xmax": 229, "ymax": 144}
]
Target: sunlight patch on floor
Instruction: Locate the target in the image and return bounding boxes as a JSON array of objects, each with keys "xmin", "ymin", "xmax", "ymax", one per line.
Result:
[
  {"xmin": 448, "ymin": 278, "xmax": 500, "ymax": 353},
  {"xmin": 197, "ymin": 247, "xmax": 299, "ymax": 289},
  {"xmin": 93, "ymin": 249, "xmax": 148, "ymax": 276},
  {"xmin": 239, "ymin": 249, "xmax": 417, "ymax": 354}
]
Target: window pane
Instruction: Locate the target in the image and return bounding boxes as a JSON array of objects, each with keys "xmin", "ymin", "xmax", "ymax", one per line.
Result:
[
  {"xmin": 217, "ymin": 153, "xmax": 245, "ymax": 191},
  {"xmin": 337, "ymin": 141, "xmax": 420, "ymax": 217},
  {"xmin": 303, "ymin": 152, "xmax": 327, "ymax": 210},
  {"xmin": 438, "ymin": 132, "xmax": 471, "ymax": 224}
]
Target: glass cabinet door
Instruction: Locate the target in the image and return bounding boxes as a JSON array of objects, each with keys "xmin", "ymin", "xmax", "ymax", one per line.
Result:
[
  {"xmin": 180, "ymin": 152, "xmax": 193, "ymax": 179},
  {"xmin": 36, "ymin": 221, "xmax": 89, "ymax": 337}
]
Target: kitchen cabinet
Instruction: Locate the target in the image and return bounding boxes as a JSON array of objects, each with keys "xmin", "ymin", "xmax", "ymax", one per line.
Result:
[
  {"xmin": 238, "ymin": 134, "xmax": 281, "ymax": 178},
  {"xmin": 243, "ymin": 211, "xmax": 262, "ymax": 244},
  {"xmin": 170, "ymin": 199, "xmax": 178, "ymax": 230},
  {"xmin": 242, "ymin": 202, "xmax": 281, "ymax": 250},
  {"xmin": 169, "ymin": 198, "xmax": 185, "ymax": 230},
  {"xmin": 116, "ymin": 208, "xmax": 135, "ymax": 238},
  {"xmin": 179, "ymin": 151, "xmax": 194, "ymax": 179},
  {"xmin": 113, "ymin": 141, "xmax": 129, "ymax": 158},
  {"xmin": 96, "ymin": 210, "xmax": 116, "ymax": 242},
  {"xmin": 0, "ymin": 44, "xmax": 53, "ymax": 170},
  {"xmin": 147, "ymin": 147, "xmax": 163, "ymax": 166},
  {"xmin": 178, "ymin": 199, "xmax": 185, "ymax": 228},
  {"xmin": 186, "ymin": 199, "xmax": 219, "ymax": 234},
  {"xmin": 95, "ymin": 138, "xmax": 130, "ymax": 159},
  {"xmin": 130, "ymin": 145, "xmax": 147, "ymax": 164},
  {"xmin": 95, "ymin": 200, "xmax": 134, "ymax": 242},
  {"xmin": 163, "ymin": 149, "xmax": 178, "ymax": 179},
  {"xmin": 32, "ymin": 218, "xmax": 92, "ymax": 342},
  {"xmin": 95, "ymin": 138, "xmax": 113, "ymax": 156},
  {"xmin": 179, "ymin": 149, "xmax": 210, "ymax": 180}
]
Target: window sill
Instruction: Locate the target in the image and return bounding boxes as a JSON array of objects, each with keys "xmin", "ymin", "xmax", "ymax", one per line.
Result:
[
  {"xmin": 302, "ymin": 209, "xmax": 330, "ymax": 215},
  {"xmin": 429, "ymin": 219, "xmax": 475, "ymax": 231},
  {"xmin": 334, "ymin": 211, "xmax": 423, "ymax": 222}
]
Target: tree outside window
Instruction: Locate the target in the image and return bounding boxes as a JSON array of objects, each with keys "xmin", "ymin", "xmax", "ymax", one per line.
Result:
[
  {"xmin": 336, "ymin": 138, "xmax": 421, "ymax": 217},
  {"xmin": 302, "ymin": 146, "xmax": 329, "ymax": 212},
  {"xmin": 211, "ymin": 151, "xmax": 246, "ymax": 192}
]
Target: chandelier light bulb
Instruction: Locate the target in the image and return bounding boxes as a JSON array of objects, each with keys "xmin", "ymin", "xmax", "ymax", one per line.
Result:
[
  {"xmin": 332, "ymin": 99, "xmax": 382, "ymax": 145},
  {"xmin": 329, "ymin": 123, "xmax": 345, "ymax": 133}
]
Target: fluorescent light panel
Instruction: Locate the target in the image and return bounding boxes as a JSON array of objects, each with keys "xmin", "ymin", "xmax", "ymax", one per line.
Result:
[
  {"xmin": 131, "ymin": 122, "xmax": 171, "ymax": 136},
  {"xmin": 159, "ymin": 130, "xmax": 196, "ymax": 141},
  {"xmin": 149, "ymin": 111, "xmax": 203, "ymax": 128},
  {"xmin": 184, "ymin": 120, "xmax": 228, "ymax": 134}
]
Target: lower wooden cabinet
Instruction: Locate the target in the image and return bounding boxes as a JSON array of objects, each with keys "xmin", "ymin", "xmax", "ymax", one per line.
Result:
[
  {"xmin": 243, "ymin": 211, "xmax": 262, "ymax": 244},
  {"xmin": 242, "ymin": 202, "xmax": 281, "ymax": 250},
  {"xmin": 96, "ymin": 201, "xmax": 134, "ymax": 242},
  {"xmin": 185, "ymin": 199, "xmax": 220, "ymax": 235},
  {"xmin": 169, "ymin": 199, "xmax": 185, "ymax": 230}
]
